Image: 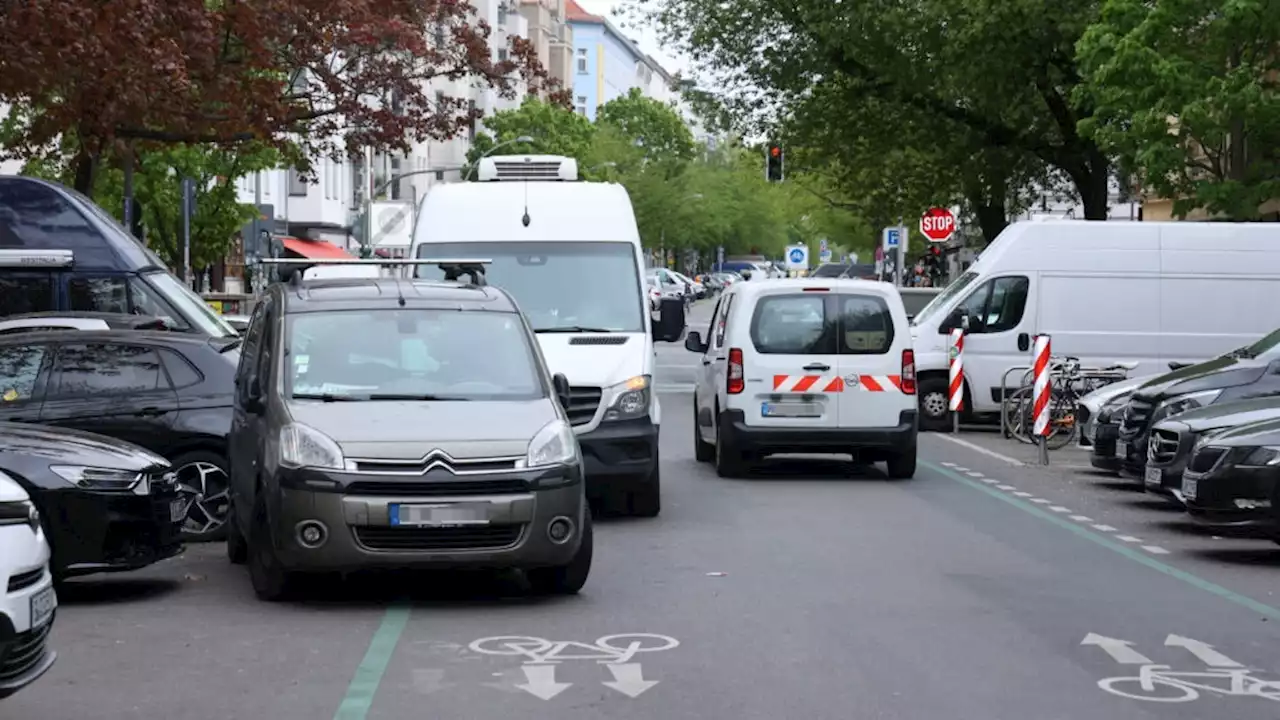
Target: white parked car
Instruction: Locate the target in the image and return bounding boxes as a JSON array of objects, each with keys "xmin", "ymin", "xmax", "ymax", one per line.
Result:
[
  {"xmin": 0, "ymin": 470, "xmax": 56, "ymax": 699},
  {"xmin": 684, "ymin": 278, "xmax": 919, "ymax": 477}
]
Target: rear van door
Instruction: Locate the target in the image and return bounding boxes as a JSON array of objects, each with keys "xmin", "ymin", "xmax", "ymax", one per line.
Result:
[
  {"xmin": 740, "ymin": 288, "xmax": 841, "ymax": 429},
  {"xmin": 835, "ymin": 290, "xmax": 909, "ymax": 428}
]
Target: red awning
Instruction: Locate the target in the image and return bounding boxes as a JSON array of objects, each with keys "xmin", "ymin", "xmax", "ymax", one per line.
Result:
[{"xmin": 281, "ymin": 237, "xmax": 353, "ymax": 260}]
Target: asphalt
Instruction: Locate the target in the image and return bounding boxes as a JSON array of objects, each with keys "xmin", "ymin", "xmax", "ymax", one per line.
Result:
[{"xmin": 8, "ymin": 297, "xmax": 1280, "ymax": 719}]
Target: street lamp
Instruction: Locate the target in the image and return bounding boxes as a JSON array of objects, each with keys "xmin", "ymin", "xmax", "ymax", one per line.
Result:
[{"xmin": 466, "ymin": 135, "xmax": 537, "ymax": 180}]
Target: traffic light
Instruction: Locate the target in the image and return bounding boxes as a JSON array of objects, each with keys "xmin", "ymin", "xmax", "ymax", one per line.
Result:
[{"xmin": 766, "ymin": 142, "xmax": 784, "ymax": 182}]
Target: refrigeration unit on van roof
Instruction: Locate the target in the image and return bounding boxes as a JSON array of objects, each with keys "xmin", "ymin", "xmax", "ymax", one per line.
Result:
[{"xmin": 476, "ymin": 155, "xmax": 579, "ymax": 182}]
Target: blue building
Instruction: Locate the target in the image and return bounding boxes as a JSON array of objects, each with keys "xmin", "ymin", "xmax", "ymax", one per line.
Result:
[{"xmin": 565, "ymin": 0, "xmax": 673, "ymax": 120}]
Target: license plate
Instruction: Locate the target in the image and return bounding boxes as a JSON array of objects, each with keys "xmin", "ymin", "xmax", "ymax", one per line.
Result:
[
  {"xmin": 1182, "ymin": 475, "xmax": 1198, "ymax": 501},
  {"xmin": 391, "ymin": 503, "xmax": 489, "ymax": 527},
  {"xmin": 1144, "ymin": 466, "xmax": 1163, "ymax": 488},
  {"xmin": 169, "ymin": 498, "xmax": 187, "ymax": 522},
  {"xmin": 762, "ymin": 402, "xmax": 820, "ymax": 418},
  {"xmin": 1116, "ymin": 440, "xmax": 1128, "ymax": 458},
  {"xmin": 30, "ymin": 585, "xmax": 55, "ymax": 629}
]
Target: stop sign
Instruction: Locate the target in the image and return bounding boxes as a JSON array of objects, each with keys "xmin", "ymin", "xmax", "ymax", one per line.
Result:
[{"xmin": 920, "ymin": 207, "xmax": 956, "ymax": 242}]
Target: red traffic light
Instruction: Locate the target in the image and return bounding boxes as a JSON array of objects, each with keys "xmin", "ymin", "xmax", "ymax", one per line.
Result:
[
  {"xmin": 770, "ymin": 146, "xmax": 781, "ymax": 157},
  {"xmin": 931, "ymin": 245, "xmax": 941, "ymax": 255}
]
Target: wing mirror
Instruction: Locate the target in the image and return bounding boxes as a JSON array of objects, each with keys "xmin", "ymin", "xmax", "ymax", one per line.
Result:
[
  {"xmin": 552, "ymin": 373, "xmax": 572, "ymax": 411},
  {"xmin": 684, "ymin": 330, "xmax": 707, "ymax": 353}
]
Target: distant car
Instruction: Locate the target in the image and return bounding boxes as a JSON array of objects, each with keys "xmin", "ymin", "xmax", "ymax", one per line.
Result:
[
  {"xmin": 0, "ymin": 469, "xmax": 56, "ymax": 699},
  {"xmin": 1145, "ymin": 397, "xmax": 1280, "ymax": 500}
]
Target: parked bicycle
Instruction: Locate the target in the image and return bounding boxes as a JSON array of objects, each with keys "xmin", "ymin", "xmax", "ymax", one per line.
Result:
[{"xmin": 1001, "ymin": 356, "xmax": 1135, "ymax": 449}]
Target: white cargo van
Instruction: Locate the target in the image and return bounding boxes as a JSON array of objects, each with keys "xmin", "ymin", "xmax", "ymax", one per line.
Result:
[
  {"xmin": 910, "ymin": 220, "xmax": 1280, "ymax": 430},
  {"xmin": 408, "ymin": 155, "xmax": 686, "ymax": 517}
]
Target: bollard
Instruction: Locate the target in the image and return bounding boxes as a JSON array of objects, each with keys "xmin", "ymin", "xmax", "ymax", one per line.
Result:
[
  {"xmin": 948, "ymin": 328, "xmax": 964, "ymax": 434},
  {"xmin": 1032, "ymin": 334, "xmax": 1052, "ymax": 465}
]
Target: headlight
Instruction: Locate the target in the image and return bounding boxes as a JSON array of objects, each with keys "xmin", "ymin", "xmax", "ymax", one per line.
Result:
[
  {"xmin": 1153, "ymin": 389, "xmax": 1222, "ymax": 423},
  {"xmin": 279, "ymin": 424, "xmax": 350, "ymax": 470},
  {"xmin": 526, "ymin": 419, "xmax": 578, "ymax": 468},
  {"xmin": 1238, "ymin": 446, "xmax": 1280, "ymax": 468},
  {"xmin": 0, "ymin": 499, "xmax": 38, "ymax": 530},
  {"xmin": 604, "ymin": 375, "xmax": 651, "ymax": 422},
  {"xmin": 50, "ymin": 465, "xmax": 147, "ymax": 492}
]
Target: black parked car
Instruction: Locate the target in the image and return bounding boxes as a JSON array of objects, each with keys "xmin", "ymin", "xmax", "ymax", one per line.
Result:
[
  {"xmin": 1117, "ymin": 328, "xmax": 1280, "ymax": 477},
  {"xmin": 0, "ymin": 422, "xmax": 183, "ymax": 579},
  {"xmin": 0, "ymin": 329, "xmax": 238, "ymax": 541},
  {"xmin": 1182, "ymin": 416, "xmax": 1280, "ymax": 538},
  {"xmin": 1144, "ymin": 397, "xmax": 1280, "ymax": 500}
]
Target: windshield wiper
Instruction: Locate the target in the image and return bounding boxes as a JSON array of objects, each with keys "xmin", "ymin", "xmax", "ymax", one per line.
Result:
[
  {"xmin": 367, "ymin": 393, "xmax": 471, "ymax": 401},
  {"xmin": 292, "ymin": 393, "xmax": 363, "ymax": 402},
  {"xmin": 535, "ymin": 326, "xmax": 615, "ymax": 333}
]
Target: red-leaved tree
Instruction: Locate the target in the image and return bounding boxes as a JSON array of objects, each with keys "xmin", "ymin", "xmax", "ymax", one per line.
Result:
[{"xmin": 0, "ymin": 0, "xmax": 566, "ymax": 193}]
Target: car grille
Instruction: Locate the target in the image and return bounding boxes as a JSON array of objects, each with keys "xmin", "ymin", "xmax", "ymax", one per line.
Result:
[
  {"xmin": 565, "ymin": 386, "xmax": 602, "ymax": 426},
  {"xmin": 346, "ymin": 479, "xmax": 530, "ymax": 496},
  {"xmin": 1148, "ymin": 429, "xmax": 1180, "ymax": 465},
  {"xmin": 6, "ymin": 567, "xmax": 43, "ymax": 593},
  {"xmin": 1188, "ymin": 446, "xmax": 1228, "ymax": 474},
  {"xmin": 1119, "ymin": 398, "xmax": 1153, "ymax": 439},
  {"xmin": 0, "ymin": 621, "xmax": 52, "ymax": 685},
  {"xmin": 351, "ymin": 457, "xmax": 521, "ymax": 474},
  {"xmin": 353, "ymin": 525, "xmax": 524, "ymax": 551}
]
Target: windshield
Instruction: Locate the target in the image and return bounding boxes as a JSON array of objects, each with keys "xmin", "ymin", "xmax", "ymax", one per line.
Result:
[
  {"xmin": 415, "ymin": 241, "xmax": 645, "ymax": 332},
  {"xmin": 142, "ymin": 271, "xmax": 238, "ymax": 337},
  {"xmin": 287, "ymin": 309, "xmax": 544, "ymax": 401},
  {"xmin": 811, "ymin": 264, "xmax": 849, "ymax": 278},
  {"xmin": 911, "ymin": 271, "xmax": 980, "ymax": 326}
]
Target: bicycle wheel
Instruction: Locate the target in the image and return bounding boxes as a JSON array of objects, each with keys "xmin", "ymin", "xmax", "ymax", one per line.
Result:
[
  {"xmin": 1002, "ymin": 386, "xmax": 1035, "ymax": 443},
  {"xmin": 1097, "ymin": 675, "xmax": 1198, "ymax": 702},
  {"xmin": 1044, "ymin": 395, "xmax": 1078, "ymax": 450}
]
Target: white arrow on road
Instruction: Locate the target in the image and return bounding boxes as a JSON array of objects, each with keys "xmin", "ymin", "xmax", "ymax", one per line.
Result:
[
  {"xmin": 1165, "ymin": 635, "xmax": 1243, "ymax": 668},
  {"xmin": 516, "ymin": 664, "xmax": 571, "ymax": 700},
  {"xmin": 1081, "ymin": 633, "xmax": 1153, "ymax": 664},
  {"xmin": 603, "ymin": 663, "xmax": 659, "ymax": 698}
]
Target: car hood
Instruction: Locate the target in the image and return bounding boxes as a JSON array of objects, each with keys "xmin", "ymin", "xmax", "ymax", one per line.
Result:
[
  {"xmin": 1081, "ymin": 374, "xmax": 1158, "ymax": 414},
  {"xmin": 288, "ymin": 399, "xmax": 558, "ymax": 459},
  {"xmin": 1157, "ymin": 397, "xmax": 1280, "ymax": 434},
  {"xmin": 1199, "ymin": 416, "xmax": 1280, "ymax": 447},
  {"xmin": 1134, "ymin": 359, "xmax": 1269, "ymax": 402},
  {"xmin": 536, "ymin": 333, "xmax": 647, "ymax": 388},
  {"xmin": 0, "ymin": 422, "xmax": 170, "ymax": 471}
]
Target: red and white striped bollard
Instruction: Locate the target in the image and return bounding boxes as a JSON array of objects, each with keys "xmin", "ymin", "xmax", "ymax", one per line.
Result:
[
  {"xmin": 1032, "ymin": 334, "xmax": 1052, "ymax": 464},
  {"xmin": 948, "ymin": 328, "xmax": 964, "ymax": 433}
]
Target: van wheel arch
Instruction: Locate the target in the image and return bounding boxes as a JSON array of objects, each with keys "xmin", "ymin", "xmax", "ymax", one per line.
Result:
[{"xmin": 916, "ymin": 370, "xmax": 973, "ymax": 430}]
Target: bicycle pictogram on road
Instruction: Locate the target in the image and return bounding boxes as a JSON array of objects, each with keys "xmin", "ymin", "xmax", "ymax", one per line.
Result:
[
  {"xmin": 1099, "ymin": 665, "xmax": 1280, "ymax": 703},
  {"xmin": 469, "ymin": 633, "xmax": 679, "ymax": 665}
]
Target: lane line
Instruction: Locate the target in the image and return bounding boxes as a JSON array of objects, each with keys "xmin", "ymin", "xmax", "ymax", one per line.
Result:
[
  {"xmin": 1117, "ymin": 535, "xmax": 1143, "ymax": 543},
  {"xmin": 1031, "ymin": 499, "xmax": 1051, "ymax": 504},
  {"xmin": 997, "ymin": 484, "xmax": 1015, "ymax": 491},
  {"xmin": 333, "ymin": 606, "xmax": 412, "ymax": 719},
  {"xmin": 1013, "ymin": 492, "xmax": 1033, "ymax": 498},
  {"xmin": 930, "ymin": 433, "xmax": 1023, "ymax": 466},
  {"xmin": 1049, "ymin": 506, "xmax": 1071, "ymax": 513},
  {"xmin": 965, "ymin": 471, "xmax": 985, "ymax": 477},
  {"xmin": 1069, "ymin": 515, "xmax": 1093, "ymax": 522},
  {"xmin": 1143, "ymin": 546, "xmax": 1171, "ymax": 555},
  {"xmin": 1092, "ymin": 524, "xmax": 1118, "ymax": 532},
  {"xmin": 922, "ymin": 460, "xmax": 1280, "ymax": 621},
  {"xmin": 981, "ymin": 478, "xmax": 999, "ymax": 484}
]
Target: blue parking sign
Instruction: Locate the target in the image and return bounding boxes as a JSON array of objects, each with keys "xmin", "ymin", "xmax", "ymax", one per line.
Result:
[{"xmin": 883, "ymin": 227, "xmax": 901, "ymax": 249}]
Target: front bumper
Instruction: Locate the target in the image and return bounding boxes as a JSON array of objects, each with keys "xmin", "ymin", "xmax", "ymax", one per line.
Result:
[
  {"xmin": 270, "ymin": 464, "xmax": 586, "ymax": 572},
  {"xmin": 1184, "ymin": 465, "xmax": 1278, "ymax": 529},
  {"xmin": 1089, "ymin": 423, "xmax": 1124, "ymax": 471},
  {"xmin": 723, "ymin": 409, "xmax": 918, "ymax": 457},
  {"xmin": 577, "ymin": 417, "xmax": 659, "ymax": 484},
  {"xmin": 39, "ymin": 485, "xmax": 185, "ymax": 578},
  {"xmin": 0, "ymin": 613, "xmax": 55, "ymax": 699}
]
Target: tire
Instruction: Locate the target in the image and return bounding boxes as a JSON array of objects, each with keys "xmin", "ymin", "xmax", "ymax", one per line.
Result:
[
  {"xmin": 171, "ymin": 449, "xmax": 231, "ymax": 542},
  {"xmin": 527, "ymin": 507, "xmax": 593, "ymax": 595},
  {"xmin": 886, "ymin": 443, "xmax": 917, "ymax": 479},
  {"xmin": 627, "ymin": 455, "xmax": 661, "ymax": 518},
  {"xmin": 917, "ymin": 376, "xmax": 951, "ymax": 431},
  {"xmin": 693, "ymin": 397, "xmax": 714, "ymax": 462},
  {"xmin": 247, "ymin": 492, "xmax": 297, "ymax": 602},
  {"xmin": 714, "ymin": 414, "xmax": 745, "ymax": 477},
  {"xmin": 225, "ymin": 497, "xmax": 248, "ymax": 565}
]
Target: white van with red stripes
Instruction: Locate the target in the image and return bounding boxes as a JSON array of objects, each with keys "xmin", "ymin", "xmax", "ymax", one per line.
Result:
[{"xmin": 684, "ymin": 278, "xmax": 918, "ymax": 477}]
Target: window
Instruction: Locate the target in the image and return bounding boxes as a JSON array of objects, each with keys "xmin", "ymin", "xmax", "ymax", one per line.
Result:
[
  {"xmin": 435, "ymin": 90, "xmax": 446, "ymax": 109},
  {"xmin": 962, "ymin": 276, "xmax": 1029, "ymax": 334},
  {"xmin": 498, "ymin": 48, "xmax": 509, "ymax": 62},
  {"xmin": 576, "ymin": 48, "xmax": 588, "ymax": 73},
  {"xmin": 0, "ymin": 344, "xmax": 49, "ymax": 402},
  {"xmin": 576, "ymin": 96, "xmax": 587, "ymax": 115},
  {"xmin": 712, "ymin": 294, "xmax": 734, "ymax": 349},
  {"xmin": 69, "ymin": 277, "xmax": 129, "ymax": 313},
  {"xmin": 0, "ymin": 276, "xmax": 56, "ymax": 315},
  {"xmin": 390, "ymin": 157, "xmax": 402, "ymax": 201},
  {"xmin": 286, "ymin": 309, "xmax": 543, "ymax": 401},
  {"xmin": 288, "ymin": 169, "xmax": 308, "ymax": 196},
  {"xmin": 136, "ymin": 271, "xmax": 238, "ymax": 337},
  {"xmin": 838, "ymin": 295, "xmax": 894, "ymax": 354},
  {"xmin": 434, "ymin": 21, "xmax": 445, "ymax": 47},
  {"xmin": 467, "ymin": 99, "xmax": 477, "ymax": 141},
  {"xmin": 498, "ymin": 2, "xmax": 508, "ymax": 24},
  {"xmin": 390, "ymin": 89, "xmax": 404, "ymax": 115},
  {"xmin": 53, "ymin": 343, "xmax": 164, "ymax": 396},
  {"xmin": 416, "ymin": 241, "xmax": 646, "ymax": 333},
  {"xmin": 749, "ymin": 295, "xmax": 835, "ymax": 355},
  {"xmin": 159, "ymin": 348, "xmax": 202, "ymax": 389}
]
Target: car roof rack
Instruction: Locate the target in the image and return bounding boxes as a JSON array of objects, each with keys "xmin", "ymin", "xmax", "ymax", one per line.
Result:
[
  {"xmin": 0, "ymin": 249, "xmax": 74, "ymax": 268},
  {"xmin": 258, "ymin": 258, "xmax": 491, "ymax": 287}
]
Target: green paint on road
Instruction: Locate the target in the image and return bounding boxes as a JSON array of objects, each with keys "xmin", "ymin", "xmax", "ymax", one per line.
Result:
[
  {"xmin": 334, "ymin": 606, "xmax": 411, "ymax": 720},
  {"xmin": 922, "ymin": 460, "xmax": 1280, "ymax": 621}
]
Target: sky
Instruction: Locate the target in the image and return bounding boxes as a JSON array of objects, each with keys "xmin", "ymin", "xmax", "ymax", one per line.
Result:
[{"xmin": 573, "ymin": 0, "xmax": 692, "ymax": 78}]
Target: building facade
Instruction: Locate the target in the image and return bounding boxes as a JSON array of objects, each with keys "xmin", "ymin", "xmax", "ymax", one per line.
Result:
[{"xmin": 565, "ymin": 0, "xmax": 675, "ymax": 121}]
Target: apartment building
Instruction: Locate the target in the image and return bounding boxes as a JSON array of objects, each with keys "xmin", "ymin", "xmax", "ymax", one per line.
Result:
[
  {"xmin": 520, "ymin": 0, "xmax": 574, "ymax": 96},
  {"xmin": 564, "ymin": 0, "xmax": 674, "ymax": 120}
]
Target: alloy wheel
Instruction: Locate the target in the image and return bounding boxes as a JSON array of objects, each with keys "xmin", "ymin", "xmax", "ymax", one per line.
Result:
[{"xmin": 176, "ymin": 461, "xmax": 230, "ymax": 537}]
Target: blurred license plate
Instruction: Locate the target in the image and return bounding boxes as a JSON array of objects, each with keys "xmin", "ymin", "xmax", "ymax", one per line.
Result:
[
  {"xmin": 1116, "ymin": 440, "xmax": 1128, "ymax": 458},
  {"xmin": 1182, "ymin": 476, "xmax": 1197, "ymax": 501},
  {"xmin": 169, "ymin": 499, "xmax": 187, "ymax": 522},
  {"xmin": 762, "ymin": 402, "xmax": 819, "ymax": 418},
  {"xmin": 392, "ymin": 503, "xmax": 489, "ymax": 527},
  {"xmin": 1144, "ymin": 466, "xmax": 1162, "ymax": 488},
  {"xmin": 30, "ymin": 586, "xmax": 55, "ymax": 628}
]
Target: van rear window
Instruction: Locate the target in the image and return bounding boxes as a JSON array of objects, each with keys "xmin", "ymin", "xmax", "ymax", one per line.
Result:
[
  {"xmin": 839, "ymin": 295, "xmax": 894, "ymax": 354},
  {"xmin": 749, "ymin": 295, "xmax": 835, "ymax": 354}
]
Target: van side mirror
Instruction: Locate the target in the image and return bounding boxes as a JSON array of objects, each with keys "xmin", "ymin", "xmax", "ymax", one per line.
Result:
[
  {"xmin": 939, "ymin": 306, "xmax": 965, "ymax": 333},
  {"xmin": 1169, "ymin": 361, "xmax": 1191, "ymax": 371},
  {"xmin": 684, "ymin": 330, "xmax": 707, "ymax": 353},
  {"xmin": 655, "ymin": 298, "xmax": 686, "ymax": 342},
  {"xmin": 552, "ymin": 373, "xmax": 571, "ymax": 410}
]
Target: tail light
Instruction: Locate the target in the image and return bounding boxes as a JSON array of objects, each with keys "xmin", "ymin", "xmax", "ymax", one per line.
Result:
[
  {"xmin": 727, "ymin": 348, "xmax": 745, "ymax": 394},
  {"xmin": 900, "ymin": 349, "xmax": 917, "ymax": 394}
]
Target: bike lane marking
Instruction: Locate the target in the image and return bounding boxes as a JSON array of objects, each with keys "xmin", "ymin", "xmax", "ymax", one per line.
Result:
[
  {"xmin": 333, "ymin": 605, "xmax": 412, "ymax": 720},
  {"xmin": 921, "ymin": 460, "xmax": 1280, "ymax": 620}
]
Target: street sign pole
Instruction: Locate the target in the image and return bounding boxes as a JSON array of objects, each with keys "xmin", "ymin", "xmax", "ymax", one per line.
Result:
[
  {"xmin": 180, "ymin": 177, "xmax": 194, "ymax": 287},
  {"xmin": 895, "ymin": 216, "xmax": 905, "ymax": 286}
]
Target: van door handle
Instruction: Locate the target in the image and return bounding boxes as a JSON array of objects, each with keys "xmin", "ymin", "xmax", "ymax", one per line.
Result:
[
  {"xmin": 1017, "ymin": 333, "xmax": 1030, "ymax": 352},
  {"xmin": 804, "ymin": 363, "xmax": 830, "ymax": 372}
]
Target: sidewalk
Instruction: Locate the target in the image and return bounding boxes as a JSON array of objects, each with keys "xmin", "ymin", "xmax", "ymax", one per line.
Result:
[{"xmin": 936, "ymin": 424, "xmax": 1096, "ymax": 470}]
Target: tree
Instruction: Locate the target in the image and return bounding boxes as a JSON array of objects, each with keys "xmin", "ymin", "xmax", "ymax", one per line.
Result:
[
  {"xmin": 1076, "ymin": 0, "xmax": 1280, "ymax": 219},
  {"xmin": 626, "ymin": 0, "xmax": 1116, "ymax": 221},
  {"xmin": 597, "ymin": 88, "xmax": 696, "ymax": 162},
  {"xmin": 465, "ymin": 97, "xmax": 597, "ymax": 171},
  {"xmin": 0, "ymin": 0, "xmax": 558, "ymax": 194}
]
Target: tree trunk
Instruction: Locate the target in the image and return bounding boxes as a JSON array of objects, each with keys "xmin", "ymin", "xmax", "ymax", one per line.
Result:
[
  {"xmin": 1064, "ymin": 148, "xmax": 1112, "ymax": 220},
  {"xmin": 967, "ymin": 193, "xmax": 1009, "ymax": 245},
  {"xmin": 72, "ymin": 152, "xmax": 98, "ymax": 195}
]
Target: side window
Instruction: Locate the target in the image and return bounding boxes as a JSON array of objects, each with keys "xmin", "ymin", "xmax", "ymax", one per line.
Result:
[
  {"xmin": 159, "ymin": 348, "xmax": 202, "ymax": 389},
  {"xmin": 704, "ymin": 296, "xmax": 724, "ymax": 344},
  {"xmin": 713, "ymin": 294, "xmax": 734, "ymax": 349},
  {"xmin": 975, "ymin": 276, "xmax": 1030, "ymax": 334},
  {"xmin": 0, "ymin": 344, "xmax": 50, "ymax": 403},
  {"xmin": 0, "ymin": 276, "xmax": 56, "ymax": 315},
  {"xmin": 749, "ymin": 294, "xmax": 836, "ymax": 354},
  {"xmin": 238, "ymin": 302, "xmax": 268, "ymax": 379},
  {"xmin": 256, "ymin": 307, "xmax": 277, "ymax": 383},
  {"xmin": 69, "ymin": 277, "xmax": 129, "ymax": 313},
  {"xmin": 838, "ymin": 295, "xmax": 894, "ymax": 354},
  {"xmin": 53, "ymin": 344, "xmax": 164, "ymax": 396}
]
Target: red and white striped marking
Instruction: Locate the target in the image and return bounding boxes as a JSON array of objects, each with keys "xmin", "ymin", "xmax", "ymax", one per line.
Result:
[
  {"xmin": 852, "ymin": 375, "xmax": 903, "ymax": 392},
  {"xmin": 948, "ymin": 328, "xmax": 964, "ymax": 411},
  {"xmin": 772, "ymin": 375, "xmax": 844, "ymax": 392},
  {"xmin": 1032, "ymin": 334, "xmax": 1052, "ymax": 436}
]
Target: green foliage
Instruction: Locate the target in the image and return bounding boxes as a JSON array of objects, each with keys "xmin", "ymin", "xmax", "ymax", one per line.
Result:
[
  {"xmin": 596, "ymin": 88, "xmax": 696, "ymax": 162},
  {"xmin": 1076, "ymin": 0, "xmax": 1280, "ymax": 219},
  {"xmin": 465, "ymin": 97, "xmax": 597, "ymax": 170}
]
